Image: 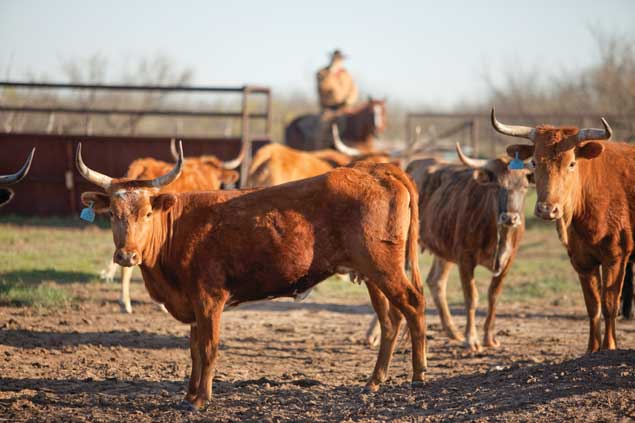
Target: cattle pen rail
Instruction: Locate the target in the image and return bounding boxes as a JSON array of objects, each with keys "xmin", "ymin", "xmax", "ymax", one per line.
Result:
[
  {"xmin": 0, "ymin": 81, "xmax": 272, "ymax": 215},
  {"xmin": 406, "ymin": 111, "xmax": 635, "ymax": 157}
]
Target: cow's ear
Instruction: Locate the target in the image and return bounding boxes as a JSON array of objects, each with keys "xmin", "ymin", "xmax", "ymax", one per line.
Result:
[
  {"xmin": 472, "ymin": 169, "xmax": 495, "ymax": 185},
  {"xmin": 506, "ymin": 144, "xmax": 534, "ymax": 160},
  {"xmin": 576, "ymin": 141, "xmax": 604, "ymax": 160},
  {"xmin": 151, "ymin": 193, "xmax": 177, "ymax": 212},
  {"xmin": 220, "ymin": 169, "xmax": 239, "ymax": 185},
  {"xmin": 0, "ymin": 188, "xmax": 14, "ymax": 208},
  {"xmin": 81, "ymin": 192, "xmax": 110, "ymax": 213}
]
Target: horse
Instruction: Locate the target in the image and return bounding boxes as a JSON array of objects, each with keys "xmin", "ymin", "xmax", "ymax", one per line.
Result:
[{"xmin": 285, "ymin": 99, "xmax": 386, "ymax": 152}]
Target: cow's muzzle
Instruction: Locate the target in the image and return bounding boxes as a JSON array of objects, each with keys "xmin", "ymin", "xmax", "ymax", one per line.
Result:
[
  {"xmin": 114, "ymin": 249, "xmax": 141, "ymax": 267},
  {"xmin": 498, "ymin": 212, "xmax": 521, "ymax": 228},
  {"xmin": 535, "ymin": 202, "xmax": 562, "ymax": 221}
]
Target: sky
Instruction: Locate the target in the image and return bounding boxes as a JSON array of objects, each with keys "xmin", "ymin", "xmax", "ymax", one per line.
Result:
[{"xmin": 1, "ymin": 0, "xmax": 634, "ymax": 108}]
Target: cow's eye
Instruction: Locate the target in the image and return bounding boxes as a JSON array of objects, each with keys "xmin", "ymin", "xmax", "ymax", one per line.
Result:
[
  {"xmin": 529, "ymin": 159, "xmax": 536, "ymax": 170},
  {"xmin": 146, "ymin": 212, "xmax": 152, "ymax": 218},
  {"xmin": 568, "ymin": 161, "xmax": 576, "ymax": 171}
]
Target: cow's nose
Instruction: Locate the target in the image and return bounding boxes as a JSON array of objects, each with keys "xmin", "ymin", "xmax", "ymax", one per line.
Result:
[
  {"xmin": 114, "ymin": 249, "xmax": 140, "ymax": 266},
  {"xmin": 500, "ymin": 212, "xmax": 521, "ymax": 227},
  {"xmin": 535, "ymin": 202, "xmax": 560, "ymax": 220}
]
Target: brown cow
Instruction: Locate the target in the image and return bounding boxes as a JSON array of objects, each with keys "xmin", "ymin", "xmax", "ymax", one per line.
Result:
[
  {"xmin": 77, "ymin": 142, "xmax": 427, "ymax": 409},
  {"xmin": 0, "ymin": 148, "xmax": 35, "ymax": 208},
  {"xmin": 492, "ymin": 108, "xmax": 628, "ymax": 352},
  {"xmin": 101, "ymin": 140, "xmax": 243, "ymax": 313},
  {"xmin": 402, "ymin": 144, "xmax": 530, "ymax": 351}
]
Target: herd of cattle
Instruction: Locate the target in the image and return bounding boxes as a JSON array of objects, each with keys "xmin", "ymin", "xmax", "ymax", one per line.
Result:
[{"xmin": 2, "ymin": 108, "xmax": 634, "ymax": 410}]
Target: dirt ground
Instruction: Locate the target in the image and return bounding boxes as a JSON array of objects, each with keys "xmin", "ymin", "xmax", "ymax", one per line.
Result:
[{"xmin": 0, "ymin": 283, "xmax": 634, "ymax": 423}]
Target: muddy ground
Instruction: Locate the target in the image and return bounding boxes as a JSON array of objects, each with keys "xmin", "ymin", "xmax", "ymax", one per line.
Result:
[{"xmin": 0, "ymin": 283, "xmax": 634, "ymax": 422}]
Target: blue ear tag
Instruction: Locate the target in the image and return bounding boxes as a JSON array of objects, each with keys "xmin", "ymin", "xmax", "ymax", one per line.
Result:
[
  {"xmin": 80, "ymin": 201, "xmax": 96, "ymax": 223},
  {"xmin": 509, "ymin": 152, "xmax": 525, "ymax": 170}
]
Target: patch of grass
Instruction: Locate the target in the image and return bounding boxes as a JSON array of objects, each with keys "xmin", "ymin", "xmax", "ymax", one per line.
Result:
[{"xmin": 0, "ymin": 280, "xmax": 71, "ymax": 307}]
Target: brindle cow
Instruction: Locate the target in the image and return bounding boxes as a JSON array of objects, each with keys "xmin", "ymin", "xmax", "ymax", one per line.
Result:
[
  {"xmin": 492, "ymin": 108, "xmax": 630, "ymax": 352},
  {"xmin": 368, "ymin": 144, "xmax": 531, "ymax": 350},
  {"xmin": 101, "ymin": 140, "xmax": 242, "ymax": 313},
  {"xmin": 77, "ymin": 142, "xmax": 427, "ymax": 409},
  {"xmin": 0, "ymin": 148, "xmax": 35, "ymax": 208}
]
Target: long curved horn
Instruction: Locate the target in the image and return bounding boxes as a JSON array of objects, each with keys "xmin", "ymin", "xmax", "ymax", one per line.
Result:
[
  {"xmin": 76, "ymin": 143, "xmax": 113, "ymax": 190},
  {"xmin": 332, "ymin": 124, "xmax": 362, "ymax": 156},
  {"xmin": 169, "ymin": 138, "xmax": 179, "ymax": 161},
  {"xmin": 455, "ymin": 143, "xmax": 489, "ymax": 169},
  {"xmin": 0, "ymin": 147, "xmax": 36, "ymax": 185},
  {"xmin": 491, "ymin": 107, "xmax": 535, "ymax": 141},
  {"xmin": 576, "ymin": 117, "xmax": 613, "ymax": 142},
  {"xmin": 221, "ymin": 138, "xmax": 246, "ymax": 170},
  {"xmin": 139, "ymin": 140, "xmax": 184, "ymax": 188}
]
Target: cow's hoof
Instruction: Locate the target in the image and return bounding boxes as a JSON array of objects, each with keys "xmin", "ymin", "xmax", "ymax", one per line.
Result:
[
  {"xmin": 447, "ymin": 331, "xmax": 465, "ymax": 342},
  {"xmin": 366, "ymin": 335, "xmax": 380, "ymax": 348},
  {"xmin": 363, "ymin": 382, "xmax": 380, "ymax": 393},
  {"xmin": 464, "ymin": 338, "xmax": 482, "ymax": 352},
  {"xmin": 119, "ymin": 301, "xmax": 132, "ymax": 314},
  {"xmin": 483, "ymin": 336, "xmax": 500, "ymax": 348}
]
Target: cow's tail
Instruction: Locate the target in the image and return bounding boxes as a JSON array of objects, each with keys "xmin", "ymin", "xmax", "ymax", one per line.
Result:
[{"xmin": 393, "ymin": 169, "xmax": 423, "ymax": 294}]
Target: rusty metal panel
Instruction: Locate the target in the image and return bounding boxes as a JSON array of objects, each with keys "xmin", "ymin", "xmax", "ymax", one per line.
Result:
[{"xmin": 0, "ymin": 133, "xmax": 268, "ymax": 216}]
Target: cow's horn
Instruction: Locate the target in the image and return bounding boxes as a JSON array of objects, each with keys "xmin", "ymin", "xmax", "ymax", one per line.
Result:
[
  {"xmin": 141, "ymin": 140, "xmax": 184, "ymax": 187},
  {"xmin": 455, "ymin": 143, "xmax": 489, "ymax": 169},
  {"xmin": 169, "ymin": 138, "xmax": 179, "ymax": 161},
  {"xmin": 491, "ymin": 107, "xmax": 535, "ymax": 141},
  {"xmin": 576, "ymin": 117, "xmax": 613, "ymax": 142},
  {"xmin": 0, "ymin": 147, "xmax": 35, "ymax": 186},
  {"xmin": 222, "ymin": 138, "xmax": 246, "ymax": 170},
  {"xmin": 76, "ymin": 143, "xmax": 113, "ymax": 190},
  {"xmin": 332, "ymin": 124, "xmax": 362, "ymax": 156}
]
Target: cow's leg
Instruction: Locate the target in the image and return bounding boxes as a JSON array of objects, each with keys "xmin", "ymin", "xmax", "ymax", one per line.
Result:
[
  {"xmin": 364, "ymin": 283, "xmax": 403, "ymax": 392},
  {"xmin": 426, "ymin": 256, "xmax": 462, "ymax": 341},
  {"xmin": 578, "ymin": 268, "xmax": 602, "ymax": 352},
  {"xmin": 373, "ymin": 273, "xmax": 427, "ymax": 386},
  {"xmin": 119, "ymin": 266, "xmax": 133, "ymax": 314},
  {"xmin": 483, "ymin": 266, "xmax": 510, "ymax": 348},
  {"xmin": 621, "ymin": 261, "xmax": 634, "ymax": 320},
  {"xmin": 185, "ymin": 323, "xmax": 201, "ymax": 402},
  {"xmin": 600, "ymin": 256, "xmax": 629, "ymax": 350},
  {"xmin": 458, "ymin": 261, "xmax": 480, "ymax": 352},
  {"xmin": 100, "ymin": 257, "xmax": 119, "ymax": 282},
  {"xmin": 191, "ymin": 292, "xmax": 227, "ymax": 410}
]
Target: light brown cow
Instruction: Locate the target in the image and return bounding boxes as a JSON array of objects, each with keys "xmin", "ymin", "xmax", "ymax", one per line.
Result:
[
  {"xmin": 0, "ymin": 148, "xmax": 35, "ymax": 208},
  {"xmin": 78, "ymin": 142, "xmax": 426, "ymax": 410},
  {"xmin": 491, "ymin": 108, "xmax": 630, "ymax": 352},
  {"xmin": 402, "ymin": 145, "xmax": 530, "ymax": 351},
  {"xmin": 247, "ymin": 126, "xmax": 395, "ymax": 188},
  {"xmin": 101, "ymin": 140, "xmax": 243, "ymax": 313}
]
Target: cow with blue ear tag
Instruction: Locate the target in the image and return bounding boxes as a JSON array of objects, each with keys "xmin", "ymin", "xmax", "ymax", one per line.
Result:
[{"xmin": 366, "ymin": 143, "xmax": 534, "ymax": 352}]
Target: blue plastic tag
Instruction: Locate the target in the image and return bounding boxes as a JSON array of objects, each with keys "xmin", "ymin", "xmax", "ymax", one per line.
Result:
[
  {"xmin": 508, "ymin": 152, "xmax": 525, "ymax": 170},
  {"xmin": 80, "ymin": 201, "xmax": 95, "ymax": 223}
]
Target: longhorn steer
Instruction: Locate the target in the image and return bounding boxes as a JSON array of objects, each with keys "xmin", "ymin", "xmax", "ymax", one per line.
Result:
[
  {"xmin": 492, "ymin": 108, "xmax": 629, "ymax": 351},
  {"xmin": 77, "ymin": 142, "xmax": 427, "ymax": 410},
  {"xmin": 368, "ymin": 144, "xmax": 531, "ymax": 350},
  {"xmin": 101, "ymin": 140, "xmax": 243, "ymax": 313}
]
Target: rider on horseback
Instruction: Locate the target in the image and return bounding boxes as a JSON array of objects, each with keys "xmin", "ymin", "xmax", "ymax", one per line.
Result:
[{"xmin": 317, "ymin": 49, "xmax": 358, "ymax": 115}]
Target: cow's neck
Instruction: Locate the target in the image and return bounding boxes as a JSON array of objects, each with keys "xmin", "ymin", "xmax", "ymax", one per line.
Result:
[{"xmin": 140, "ymin": 201, "xmax": 183, "ymax": 269}]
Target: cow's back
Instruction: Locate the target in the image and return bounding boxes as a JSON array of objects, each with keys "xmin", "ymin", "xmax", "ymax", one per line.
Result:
[{"xmin": 408, "ymin": 159, "xmax": 500, "ymax": 265}]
